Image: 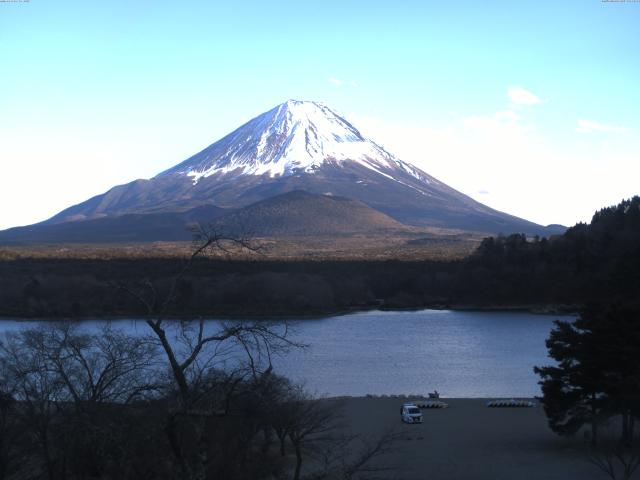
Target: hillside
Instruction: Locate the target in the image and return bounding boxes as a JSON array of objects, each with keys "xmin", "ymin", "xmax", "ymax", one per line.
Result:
[
  {"xmin": 0, "ymin": 205, "xmax": 228, "ymax": 244},
  {"xmin": 213, "ymin": 190, "xmax": 410, "ymax": 236}
]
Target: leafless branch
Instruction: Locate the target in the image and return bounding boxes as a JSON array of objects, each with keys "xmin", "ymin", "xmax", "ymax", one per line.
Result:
[{"xmin": 587, "ymin": 424, "xmax": 640, "ymax": 480}]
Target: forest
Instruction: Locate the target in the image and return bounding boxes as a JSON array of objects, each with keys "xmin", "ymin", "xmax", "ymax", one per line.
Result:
[{"xmin": 0, "ymin": 197, "xmax": 638, "ymax": 319}]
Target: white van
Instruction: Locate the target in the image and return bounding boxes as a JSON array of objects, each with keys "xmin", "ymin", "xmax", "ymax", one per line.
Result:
[{"xmin": 400, "ymin": 403, "xmax": 423, "ymax": 423}]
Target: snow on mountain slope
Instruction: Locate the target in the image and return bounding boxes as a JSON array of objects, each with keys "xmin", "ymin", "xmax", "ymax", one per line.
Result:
[{"xmin": 159, "ymin": 100, "xmax": 434, "ymax": 187}]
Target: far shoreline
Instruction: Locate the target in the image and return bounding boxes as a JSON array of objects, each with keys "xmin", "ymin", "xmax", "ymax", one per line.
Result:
[{"xmin": 0, "ymin": 303, "xmax": 580, "ymax": 322}]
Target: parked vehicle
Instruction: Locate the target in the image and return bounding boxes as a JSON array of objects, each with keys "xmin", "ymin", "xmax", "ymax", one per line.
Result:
[{"xmin": 400, "ymin": 403, "xmax": 423, "ymax": 423}]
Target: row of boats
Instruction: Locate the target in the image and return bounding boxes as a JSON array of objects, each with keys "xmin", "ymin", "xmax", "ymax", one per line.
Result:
[
  {"xmin": 486, "ymin": 399, "xmax": 536, "ymax": 408},
  {"xmin": 408, "ymin": 399, "xmax": 536, "ymax": 409}
]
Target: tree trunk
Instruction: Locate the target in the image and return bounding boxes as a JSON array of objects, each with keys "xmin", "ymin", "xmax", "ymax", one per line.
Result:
[
  {"xmin": 146, "ymin": 321, "xmax": 190, "ymax": 404},
  {"xmin": 261, "ymin": 428, "xmax": 272, "ymax": 454},
  {"xmin": 590, "ymin": 395, "xmax": 598, "ymax": 446},
  {"xmin": 164, "ymin": 414, "xmax": 191, "ymax": 480},
  {"xmin": 39, "ymin": 428, "xmax": 56, "ymax": 480},
  {"xmin": 276, "ymin": 430, "xmax": 286, "ymax": 456},
  {"xmin": 0, "ymin": 433, "xmax": 7, "ymax": 480},
  {"xmin": 293, "ymin": 443, "xmax": 302, "ymax": 480},
  {"xmin": 622, "ymin": 410, "xmax": 632, "ymax": 447},
  {"xmin": 193, "ymin": 422, "xmax": 209, "ymax": 480}
]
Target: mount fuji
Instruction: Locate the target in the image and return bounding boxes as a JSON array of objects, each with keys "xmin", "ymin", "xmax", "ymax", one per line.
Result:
[{"xmin": 1, "ymin": 100, "xmax": 563, "ymax": 244}]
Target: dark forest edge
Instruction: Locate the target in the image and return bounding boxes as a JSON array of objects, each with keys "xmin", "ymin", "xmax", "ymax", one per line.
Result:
[{"xmin": 0, "ymin": 196, "xmax": 638, "ymax": 319}]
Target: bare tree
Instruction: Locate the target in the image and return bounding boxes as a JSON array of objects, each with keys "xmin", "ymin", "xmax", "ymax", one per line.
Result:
[
  {"xmin": 290, "ymin": 398, "xmax": 339, "ymax": 480},
  {"xmin": 309, "ymin": 429, "xmax": 400, "ymax": 480},
  {"xmin": 118, "ymin": 225, "xmax": 303, "ymax": 480},
  {"xmin": 588, "ymin": 423, "xmax": 640, "ymax": 480},
  {"xmin": 118, "ymin": 225, "xmax": 297, "ymax": 402},
  {"xmin": 0, "ymin": 323, "xmax": 162, "ymax": 480},
  {"xmin": 0, "ymin": 390, "xmax": 21, "ymax": 480},
  {"xmin": 20, "ymin": 323, "xmax": 159, "ymax": 407},
  {"xmin": 0, "ymin": 329, "xmax": 71, "ymax": 480},
  {"xmin": 269, "ymin": 383, "xmax": 398, "ymax": 480}
]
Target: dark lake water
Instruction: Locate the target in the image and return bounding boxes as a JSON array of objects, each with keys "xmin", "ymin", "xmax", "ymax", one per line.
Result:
[{"xmin": 0, "ymin": 310, "xmax": 574, "ymax": 398}]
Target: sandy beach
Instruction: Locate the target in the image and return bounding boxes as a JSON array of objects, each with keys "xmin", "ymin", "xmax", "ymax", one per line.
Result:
[{"xmin": 335, "ymin": 397, "xmax": 605, "ymax": 480}]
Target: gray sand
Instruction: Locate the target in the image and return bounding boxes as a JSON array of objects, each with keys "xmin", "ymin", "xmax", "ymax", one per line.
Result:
[{"xmin": 335, "ymin": 397, "xmax": 607, "ymax": 480}]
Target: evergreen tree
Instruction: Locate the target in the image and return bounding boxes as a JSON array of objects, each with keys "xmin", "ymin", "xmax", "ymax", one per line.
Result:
[
  {"xmin": 534, "ymin": 314, "xmax": 607, "ymax": 444},
  {"xmin": 588, "ymin": 304, "xmax": 640, "ymax": 446},
  {"xmin": 535, "ymin": 303, "xmax": 640, "ymax": 445}
]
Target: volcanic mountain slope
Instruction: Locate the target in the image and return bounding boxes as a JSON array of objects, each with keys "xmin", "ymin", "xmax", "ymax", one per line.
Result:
[
  {"xmin": 213, "ymin": 190, "xmax": 409, "ymax": 237},
  {"xmin": 10, "ymin": 99, "xmax": 563, "ymax": 240},
  {"xmin": 0, "ymin": 192, "xmax": 411, "ymax": 244},
  {"xmin": 0, "ymin": 205, "xmax": 228, "ymax": 244}
]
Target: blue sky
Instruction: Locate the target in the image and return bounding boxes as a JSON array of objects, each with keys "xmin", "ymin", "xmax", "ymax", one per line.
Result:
[{"xmin": 1, "ymin": 0, "xmax": 638, "ymax": 229}]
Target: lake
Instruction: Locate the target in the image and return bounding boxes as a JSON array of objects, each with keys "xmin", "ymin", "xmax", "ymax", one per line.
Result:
[{"xmin": 0, "ymin": 309, "xmax": 573, "ymax": 398}]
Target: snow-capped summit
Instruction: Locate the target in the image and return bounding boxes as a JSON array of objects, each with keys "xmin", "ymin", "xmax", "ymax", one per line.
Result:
[{"xmin": 159, "ymin": 100, "xmax": 428, "ymax": 184}]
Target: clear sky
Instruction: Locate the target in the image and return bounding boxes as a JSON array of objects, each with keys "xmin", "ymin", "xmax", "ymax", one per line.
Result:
[{"xmin": 1, "ymin": 0, "xmax": 638, "ymax": 230}]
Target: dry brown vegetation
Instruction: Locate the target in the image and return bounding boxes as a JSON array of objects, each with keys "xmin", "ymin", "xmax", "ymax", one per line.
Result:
[{"xmin": 0, "ymin": 230, "xmax": 481, "ymax": 262}]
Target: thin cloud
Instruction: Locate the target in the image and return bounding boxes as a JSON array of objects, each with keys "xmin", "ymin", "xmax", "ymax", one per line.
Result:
[
  {"xmin": 329, "ymin": 77, "xmax": 357, "ymax": 87},
  {"xmin": 495, "ymin": 110, "xmax": 519, "ymax": 122},
  {"xmin": 349, "ymin": 107, "xmax": 638, "ymax": 227},
  {"xmin": 575, "ymin": 119, "xmax": 629, "ymax": 133},
  {"xmin": 507, "ymin": 87, "xmax": 541, "ymax": 106}
]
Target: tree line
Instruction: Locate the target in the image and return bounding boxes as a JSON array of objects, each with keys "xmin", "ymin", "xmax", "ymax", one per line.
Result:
[{"xmin": 2, "ymin": 196, "xmax": 639, "ymax": 318}]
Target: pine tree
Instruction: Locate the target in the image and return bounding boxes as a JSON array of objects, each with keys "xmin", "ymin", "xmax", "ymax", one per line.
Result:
[
  {"xmin": 534, "ymin": 315, "xmax": 607, "ymax": 444},
  {"xmin": 535, "ymin": 303, "xmax": 640, "ymax": 445}
]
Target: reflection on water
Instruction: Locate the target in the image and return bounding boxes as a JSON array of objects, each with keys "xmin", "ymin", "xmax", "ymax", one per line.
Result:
[
  {"xmin": 0, "ymin": 310, "xmax": 573, "ymax": 398},
  {"xmin": 277, "ymin": 310, "xmax": 573, "ymax": 397}
]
